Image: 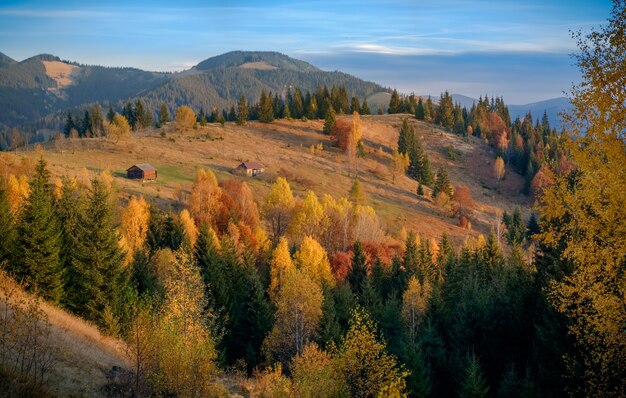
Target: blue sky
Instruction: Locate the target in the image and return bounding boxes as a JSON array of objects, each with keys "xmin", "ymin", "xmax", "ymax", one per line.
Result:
[{"xmin": 0, "ymin": 0, "xmax": 613, "ymax": 103}]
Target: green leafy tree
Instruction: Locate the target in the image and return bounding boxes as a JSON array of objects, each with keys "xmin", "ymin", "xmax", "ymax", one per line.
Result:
[{"xmin": 11, "ymin": 159, "xmax": 63, "ymax": 304}]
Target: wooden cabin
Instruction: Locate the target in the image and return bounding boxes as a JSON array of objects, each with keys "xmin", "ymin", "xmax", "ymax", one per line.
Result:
[
  {"xmin": 235, "ymin": 162, "xmax": 265, "ymax": 177},
  {"xmin": 126, "ymin": 164, "xmax": 157, "ymax": 180}
]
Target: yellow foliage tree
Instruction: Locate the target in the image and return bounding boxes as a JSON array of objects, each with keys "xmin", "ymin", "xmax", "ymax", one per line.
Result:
[
  {"xmin": 402, "ymin": 276, "xmax": 432, "ymax": 345},
  {"xmin": 294, "ymin": 236, "xmax": 335, "ymax": 289},
  {"xmin": 290, "ymin": 190, "xmax": 325, "ymax": 242},
  {"xmin": 291, "ymin": 343, "xmax": 347, "ymax": 398},
  {"xmin": 262, "ymin": 177, "xmax": 295, "ymax": 243},
  {"xmin": 174, "ymin": 105, "xmax": 196, "ymax": 132},
  {"xmin": 269, "ymin": 237, "xmax": 296, "ymax": 303},
  {"xmin": 179, "ymin": 209, "xmax": 198, "ymax": 247},
  {"xmin": 493, "ymin": 156, "xmax": 505, "ymax": 182},
  {"xmin": 6, "ymin": 174, "xmax": 29, "ymax": 217},
  {"xmin": 264, "ymin": 269, "xmax": 324, "ymax": 365},
  {"xmin": 188, "ymin": 168, "xmax": 220, "ymax": 227},
  {"xmin": 320, "ymin": 194, "xmax": 352, "ymax": 253},
  {"xmin": 120, "ymin": 196, "xmax": 150, "ymax": 261},
  {"xmin": 105, "ymin": 113, "xmax": 131, "ymax": 143},
  {"xmin": 538, "ymin": 3, "xmax": 626, "ymax": 393},
  {"xmin": 391, "ymin": 149, "xmax": 410, "ymax": 184},
  {"xmin": 351, "ymin": 205, "xmax": 384, "ymax": 243}
]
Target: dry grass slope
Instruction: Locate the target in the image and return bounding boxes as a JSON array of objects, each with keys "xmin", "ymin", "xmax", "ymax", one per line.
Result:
[{"xmin": 6, "ymin": 114, "xmax": 530, "ymax": 248}]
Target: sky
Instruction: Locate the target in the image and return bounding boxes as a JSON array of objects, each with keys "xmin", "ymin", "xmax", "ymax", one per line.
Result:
[{"xmin": 0, "ymin": 0, "xmax": 614, "ymax": 103}]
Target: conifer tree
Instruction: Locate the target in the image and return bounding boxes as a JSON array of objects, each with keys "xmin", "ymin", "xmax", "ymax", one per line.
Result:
[
  {"xmin": 293, "ymin": 88, "xmax": 304, "ymax": 119},
  {"xmin": 407, "ymin": 133, "xmax": 434, "ymax": 186},
  {"xmin": 388, "ymin": 89, "xmax": 403, "ymax": 114},
  {"xmin": 106, "ymin": 106, "xmax": 115, "ymax": 123},
  {"xmin": 350, "ymin": 96, "xmax": 361, "ymax": 114},
  {"xmin": 432, "ymin": 167, "xmax": 452, "ymax": 198},
  {"xmin": 259, "ymin": 90, "xmax": 274, "ymax": 123},
  {"xmin": 397, "ymin": 119, "xmax": 415, "ymax": 155},
  {"xmin": 71, "ymin": 176, "xmax": 126, "ymax": 326},
  {"xmin": 416, "ymin": 183, "xmax": 424, "ymax": 196},
  {"xmin": 348, "ymin": 241, "xmax": 367, "ymax": 297},
  {"xmin": 415, "ymin": 98, "xmax": 425, "ymax": 120},
  {"xmin": 64, "ymin": 112, "xmax": 75, "ymax": 137},
  {"xmin": 159, "ymin": 102, "xmax": 169, "ymax": 125},
  {"xmin": 348, "ymin": 178, "xmax": 367, "ymax": 205},
  {"xmin": 458, "ymin": 354, "xmax": 490, "ymax": 398},
  {"xmin": 323, "ymin": 104, "xmax": 336, "ymax": 135},
  {"xmin": 425, "ymin": 97, "xmax": 433, "ymax": 121},
  {"xmin": 237, "ymin": 95, "xmax": 248, "ymax": 125},
  {"xmin": 12, "ymin": 159, "xmax": 63, "ymax": 304},
  {"xmin": 361, "ymin": 98, "xmax": 370, "ymax": 115},
  {"xmin": 57, "ymin": 178, "xmax": 85, "ymax": 311}
]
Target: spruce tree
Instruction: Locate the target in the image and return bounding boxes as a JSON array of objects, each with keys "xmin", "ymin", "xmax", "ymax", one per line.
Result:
[
  {"xmin": 12, "ymin": 159, "xmax": 63, "ymax": 303},
  {"xmin": 259, "ymin": 90, "xmax": 274, "ymax": 123},
  {"xmin": 348, "ymin": 241, "xmax": 367, "ymax": 297},
  {"xmin": 459, "ymin": 354, "xmax": 490, "ymax": 398},
  {"xmin": 407, "ymin": 133, "xmax": 434, "ymax": 186},
  {"xmin": 432, "ymin": 167, "xmax": 452, "ymax": 198},
  {"xmin": 350, "ymin": 96, "xmax": 361, "ymax": 114},
  {"xmin": 71, "ymin": 176, "xmax": 126, "ymax": 326},
  {"xmin": 237, "ymin": 95, "xmax": 249, "ymax": 125},
  {"xmin": 159, "ymin": 102, "xmax": 169, "ymax": 125},
  {"xmin": 58, "ymin": 179, "xmax": 86, "ymax": 312},
  {"xmin": 361, "ymin": 98, "xmax": 370, "ymax": 115},
  {"xmin": 323, "ymin": 104, "xmax": 336, "ymax": 135},
  {"xmin": 64, "ymin": 112, "xmax": 75, "ymax": 137},
  {"xmin": 416, "ymin": 183, "xmax": 424, "ymax": 196},
  {"xmin": 398, "ymin": 119, "xmax": 415, "ymax": 155},
  {"xmin": 415, "ymin": 98, "xmax": 425, "ymax": 120},
  {"xmin": 106, "ymin": 106, "xmax": 115, "ymax": 123},
  {"xmin": 388, "ymin": 89, "xmax": 403, "ymax": 114}
]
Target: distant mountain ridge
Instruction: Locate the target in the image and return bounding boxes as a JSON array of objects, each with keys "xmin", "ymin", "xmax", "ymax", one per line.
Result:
[
  {"xmin": 0, "ymin": 51, "xmax": 387, "ymax": 130},
  {"xmin": 447, "ymin": 94, "xmax": 572, "ymax": 128}
]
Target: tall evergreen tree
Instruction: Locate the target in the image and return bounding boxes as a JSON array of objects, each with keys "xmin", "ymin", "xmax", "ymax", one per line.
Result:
[
  {"xmin": 361, "ymin": 98, "xmax": 371, "ymax": 115},
  {"xmin": 12, "ymin": 159, "xmax": 63, "ymax": 303},
  {"xmin": 71, "ymin": 176, "xmax": 126, "ymax": 326},
  {"xmin": 323, "ymin": 104, "xmax": 336, "ymax": 135},
  {"xmin": 57, "ymin": 179, "xmax": 86, "ymax": 312},
  {"xmin": 237, "ymin": 95, "xmax": 249, "ymax": 125},
  {"xmin": 64, "ymin": 112, "xmax": 75, "ymax": 137},
  {"xmin": 415, "ymin": 97, "xmax": 425, "ymax": 120},
  {"xmin": 397, "ymin": 119, "xmax": 415, "ymax": 155},
  {"xmin": 159, "ymin": 102, "xmax": 169, "ymax": 125},
  {"xmin": 432, "ymin": 167, "xmax": 452, "ymax": 198},
  {"xmin": 348, "ymin": 241, "xmax": 367, "ymax": 297},
  {"xmin": 259, "ymin": 90, "xmax": 274, "ymax": 123},
  {"xmin": 458, "ymin": 354, "xmax": 490, "ymax": 398},
  {"xmin": 388, "ymin": 89, "xmax": 403, "ymax": 114}
]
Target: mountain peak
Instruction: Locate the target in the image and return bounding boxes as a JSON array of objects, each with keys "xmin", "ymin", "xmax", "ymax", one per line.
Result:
[
  {"xmin": 21, "ymin": 53, "xmax": 61, "ymax": 63},
  {"xmin": 195, "ymin": 50, "xmax": 320, "ymax": 73},
  {"xmin": 0, "ymin": 52, "xmax": 16, "ymax": 67}
]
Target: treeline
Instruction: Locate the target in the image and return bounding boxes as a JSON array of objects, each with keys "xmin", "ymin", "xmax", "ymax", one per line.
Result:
[{"xmin": 388, "ymin": 90, "xmax": 568, "ymax": 195}]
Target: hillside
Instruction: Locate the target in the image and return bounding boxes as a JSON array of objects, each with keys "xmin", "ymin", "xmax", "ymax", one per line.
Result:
[
  {"xmin": 7, "ymin": 114, "xmax": 530, "ymax": 249},
  {"xmin": 0, "ymin": 51, "xmax": 387, "ymax": 130}
]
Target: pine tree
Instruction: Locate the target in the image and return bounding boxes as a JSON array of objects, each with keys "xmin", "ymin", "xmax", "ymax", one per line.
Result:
[
  {"xmin": 106, "ymin": 106, "xmax": 115, "ymax": 123},
  {"xmin": 323, "ymin": 105, "xmax": 336, "ymax": 135},
  {"xmin": 388, "ymin": 89, "xmax": 403, "ymax": 114},
  {"xmin": 407, "ymin": 133, "xmax": 434, "ymax": 186},
  {"xmin": 259, "ymin": 90, "xmax": 274, "ymax": 123},
  {"xmin": 416, "ymin": 183, "xmax": 424, "ymax": 196},
  {"xmin": 159, "ymin": 102, "xmax": 169, "ymax": 125},
  {"xmin": 348, "ymin": 241, "xmax": 367, "ymax": 297},
  {"xmin": 350, "ymin": 96, "xmax": 361, "ymax": 114},
  {"xmin": 12, "ymin": 159, "xmax": 63, "ymax": 303},
  {"xmin": 293, "ymin": 88, "xmax": 304, "ymax": 119},
  {"xmin": 64, "ymin": 112, "xmax": 75, "ymax": 137},
  {"xmin": 415, "ymin": 98, "xmax": 425, "ymax": 120},
  {"xmin": 361, "ymin": 98, "xmax": 370, "ymax": 115},
  {"xmin": 458, "ymin": 354, "xmax": 490, "ymax": 398},
  {"xmin": 348, "ymin": 178, "xmax": 367, "ymax": 205},
  {"xmin": 397, "ymin": 119, "xmax": 414, "ymax": 155},
  {"xmin": 307, "ymin": 95, "xmax": 319, "ymax": 119},
  {"xmin": 432, "ymin": 167, "xmax": 452, "ymax": 198},
  {"xmin": 71, "ymin": 176, "xmax": 126, "ymax": 326},
  {"xmin": 57, "ymin": 178, "xmax": 86, "ymax": 311}
]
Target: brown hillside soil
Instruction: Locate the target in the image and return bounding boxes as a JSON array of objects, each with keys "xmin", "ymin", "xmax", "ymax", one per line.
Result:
[{"xmin": 7, "ymin": 115, "xmax": 530, "ymax": 249}]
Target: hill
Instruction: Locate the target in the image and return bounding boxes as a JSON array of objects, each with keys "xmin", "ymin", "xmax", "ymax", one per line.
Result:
[
  {"xmin": 0, "ymin": 51, "xmax": 387, "ymax": 131},
  {"xmin": 8, "ymin": 114, "xmax": 530, "ymax": 249}
]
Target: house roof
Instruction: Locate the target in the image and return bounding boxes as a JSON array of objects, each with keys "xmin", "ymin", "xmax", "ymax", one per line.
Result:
[
  {"xmin": 127, "ymin": 163, "xmax": 157, "ymax": 172},
  {"xmin": 240, "ymin": 162, "xmax": 264, "ymax": 170}
]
